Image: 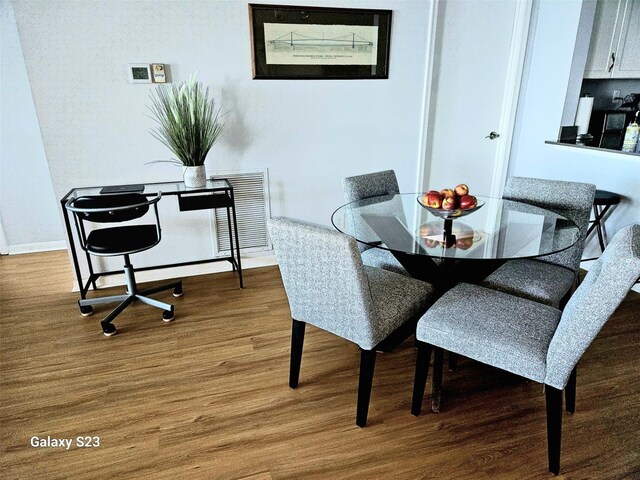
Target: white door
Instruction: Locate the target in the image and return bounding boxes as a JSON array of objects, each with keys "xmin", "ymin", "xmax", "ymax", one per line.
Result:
[{"xmin": 420, "ymin": 0, "xmax": 532, "ymax": 198}]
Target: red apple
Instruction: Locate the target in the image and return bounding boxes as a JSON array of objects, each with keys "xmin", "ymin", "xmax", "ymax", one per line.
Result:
[
  {"xmin": 426, "ymin": 190, "xmax": 440, "ymax": 196},
  {"xmin": 426, "ymin": 192, "xmax": 443, "ymax": 208},
  {"xmin": 440, "ymin": 188, "xmax": 455, "ymax": 198},
  {"xmin": 456, "ymin": 237, "xmax": 474, "ymax": 250},
  {"xmin": 419, "ymin": 223, "xmax": 436, "ymax": 237},
  {"xmin": 453, "ymin": 223, "xmax": 474, "ymax": 249},
  {"xmin": 455, "ymin": 184, "xmax": 469, "ymax": 197},
  {"xmin": 459, "ymin": 195, "xmax": 478, "ymax": 210},
  {"xmin": 441, "ymin": 196, "xmax": 457, "ymax": 210},
  {"xmin": 424, "ymin": 238, "xmax": 439, "ymax": 248},
  {"xmin": 419, "ymin": 222, "xmax": 441, "ymax": 248}
]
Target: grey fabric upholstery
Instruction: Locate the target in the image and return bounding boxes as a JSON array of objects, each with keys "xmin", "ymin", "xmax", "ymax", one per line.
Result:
[
  {"xmin": 268, "ymin": 217, "xmax": 434, "ymax": 350},
  {"xmin": 545, "ymin": 223, "xmax": 640, "ymax": 389},
  {"xmin": 480, "ymin": 259, "xmax": 576, "ymax": 308},
  {"xmin": 417, "ymin": 283, "xmax": 561, "ymax": 383},
  {"xmin": 481, "ymin": 176, "xmax": 596, "ymax": 307},
  {"xmin": 342, "ymin": 170, "xmax": 407, "ymax": 276},
  {"xmin": 417, "ymin": 224, "xmax": 640, "ymax": 389},
  {"xmin": 501, "ymin": 176, "xmax": 596, "ymax": 271},
  {"xmin": 361, "ymin": 248, "xmax": 407, "ymax": 276},
  {"xmin": 343, "ymin": 170, "xmax": 400, "ymax": 205}
]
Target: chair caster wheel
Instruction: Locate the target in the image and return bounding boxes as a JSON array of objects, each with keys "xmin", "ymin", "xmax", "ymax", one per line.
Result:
[
  {"xmin": 162, "ymin": 309, "xmax": 175, "ymax": 322},
  {"xmin": 173, "ymin": 286, "xmax": 183, "ymax": 297},
  {"xmin": 79, "ymin": 304, "xmax": 94, "ymax": 316},
  {"xmin": 102, "ymin": 323, "xmax": 117, "ymax": 337}
]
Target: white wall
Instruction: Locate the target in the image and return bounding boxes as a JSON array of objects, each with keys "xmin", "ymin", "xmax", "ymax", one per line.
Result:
[
  {"xmin": 10, "ymin": 0, "xmax": 433, "ymax": 282},
  {"xmin": 510, "ymin": 0, "xmax": 640, "ymax": 260},
  {"xmin": 560, "ymin": 0, "xmax": 595, "ymax": 126},
  {"xmin": 11, "ymin": 0, "xmax": 432, "ymax": 225},
  {"xmin": 7, "ymin": 0, "xmax": 433, "ymax": 286},
  {"xmin": 10, "ymin": 0, "xmax": 636, "ymax": 271},
  {"xmin": 0, "ymin": 0, "xmax": 64, "ymax": 252}
]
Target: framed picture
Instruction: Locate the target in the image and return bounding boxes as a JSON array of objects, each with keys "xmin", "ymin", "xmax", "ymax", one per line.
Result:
[{"xmin": 248, "ymin": 4, "xmax": 392, "ymax": 80}]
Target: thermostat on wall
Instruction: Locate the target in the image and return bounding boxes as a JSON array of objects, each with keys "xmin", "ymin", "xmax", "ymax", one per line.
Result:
[
  {"xmin": 128, "ymin": 64, "xmax": 152, "ymax": 83},
  {"xmin": 152, "ymin": 64, "xmax": 167, "ymax": 83}
]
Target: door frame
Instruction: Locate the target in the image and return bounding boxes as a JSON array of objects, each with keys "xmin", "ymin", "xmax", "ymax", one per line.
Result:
[{"xmin": 415, "ymin": 0, "xmax": 533, "ymax": 198}]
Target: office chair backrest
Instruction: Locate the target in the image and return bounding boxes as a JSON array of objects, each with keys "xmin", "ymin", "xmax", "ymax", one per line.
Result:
[
  {"xmin": 343, "ymin": 170, "xmax": 400, "ymax": 253},
  {"xmin": 66, "ymin": 193, "xmax": 163, "ymax": 255},
  {"xmin": 268, "ymin": 217, "xmax": 379, "ymax": 348},
  {"xmin": 502, "ymin": 177, "xmax": 596, "ymax": 271},
  {"xmin": 72, "ymin": 193, "xmax": 150, "ymax": 223},
  {"xmin": 545, "ymin": 224, "xmax": 640, "ymax": 389}
]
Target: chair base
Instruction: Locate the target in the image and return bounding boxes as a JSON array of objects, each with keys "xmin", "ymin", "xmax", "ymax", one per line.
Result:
[{"xmin": 78, "ymin": 261, "xmax": 182, "ymax": 336}]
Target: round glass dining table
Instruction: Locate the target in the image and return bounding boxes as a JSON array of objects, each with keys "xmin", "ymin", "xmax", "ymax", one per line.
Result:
[{"xmin": 331, "ymin": 194, "xmax": 580, "ymax": 289}]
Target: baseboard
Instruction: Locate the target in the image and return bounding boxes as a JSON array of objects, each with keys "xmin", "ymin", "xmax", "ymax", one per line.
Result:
[
  {"xmin": 8, "ymin": 241, "xmax": 67, "ymax": 255},
  {"xmin": 71, "ymin": 252, "xmax": 278, "ymax": 292}
]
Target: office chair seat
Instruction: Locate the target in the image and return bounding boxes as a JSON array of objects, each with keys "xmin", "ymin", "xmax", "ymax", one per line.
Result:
[{"xmin": 86, "ymin": 225, "xmax": 158, "ymax": 255}]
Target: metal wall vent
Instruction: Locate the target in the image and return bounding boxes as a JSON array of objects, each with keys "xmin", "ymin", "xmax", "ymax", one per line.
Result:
[{"xmin": 212, "ymin": 170, "xmax": 271, "ymax": 255}]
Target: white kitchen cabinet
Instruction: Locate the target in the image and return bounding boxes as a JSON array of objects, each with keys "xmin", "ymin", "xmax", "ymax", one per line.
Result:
[{"xmin": 584, "ymin": 0, "xmax": 640, "ymax": 79}]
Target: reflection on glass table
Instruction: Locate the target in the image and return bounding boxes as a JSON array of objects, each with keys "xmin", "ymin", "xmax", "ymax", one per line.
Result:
[{"xmin": 331, "ymin": 194, "xmax": 580, "ymax": 288}]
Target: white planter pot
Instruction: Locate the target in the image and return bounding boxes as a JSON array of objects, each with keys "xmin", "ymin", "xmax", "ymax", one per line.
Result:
[{"xmin": 183, "ymin": 165, "xmax": 206, "ymax": 188}]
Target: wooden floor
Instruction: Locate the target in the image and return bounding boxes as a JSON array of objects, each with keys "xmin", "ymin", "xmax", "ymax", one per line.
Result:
[{"xmin": 1, "ymin": 251, "xmax": 639, "ymax": 479}]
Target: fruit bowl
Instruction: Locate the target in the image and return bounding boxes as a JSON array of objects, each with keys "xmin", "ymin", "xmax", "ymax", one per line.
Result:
[{"xmin": 417, "ymin": 196, "xmax": 484, "ymax": 218}]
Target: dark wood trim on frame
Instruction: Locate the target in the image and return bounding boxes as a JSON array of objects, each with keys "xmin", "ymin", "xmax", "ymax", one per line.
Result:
[{"xmin": 248, "ymin": 4, "xmax": 392, "ymax": 80}]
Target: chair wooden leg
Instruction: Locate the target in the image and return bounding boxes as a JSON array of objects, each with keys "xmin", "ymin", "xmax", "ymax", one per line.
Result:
[
  {"xmin": 545, "ymin": 385, "xmax": 563, "ymax": 475},
  {"xmin": 412, "ymin": 341, "xmax": 433, "ymax": 416},
  {"xmin": 431, "ymin": 347, "xmax": 444, "ymax": 413},
  {"xmin": 289, "ymin": 319, "xmax": 306, "ymax": 389},
  {"xmin": 448, "ymin": 352, "xmax": 459, "ymax": 371},
  {"xmin": 565, "ymin": 367, "xmax": 577, "ymax": 414},
  {"xmin": 356, "ymin": 349, "xmax": 377, "ymax": 427}
]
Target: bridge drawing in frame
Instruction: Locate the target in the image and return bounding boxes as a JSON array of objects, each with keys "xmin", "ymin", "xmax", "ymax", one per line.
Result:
[
  {"xmin": 268, "ymin": 31, "xmax": 375, "ymax": 52},
  {"xmin": 263, "ymin": 23, "xmax": 379, "ymax": 66}
]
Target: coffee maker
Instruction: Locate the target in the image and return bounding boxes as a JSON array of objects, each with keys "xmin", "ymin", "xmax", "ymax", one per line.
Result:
[
  {"xmin": 618, "ymin": 93, "xmax": 640, "ymax": 112},
  {"xmin": 588, "ymin": 93, "xmax": 640, "ymax": 150}
]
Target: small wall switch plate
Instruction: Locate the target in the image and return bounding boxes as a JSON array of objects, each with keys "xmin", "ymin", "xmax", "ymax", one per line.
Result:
[
  {"xmin": 128, "ymin": 64, "xmax": 152, "ymax": 83},
  {"xmin": 613, "ymin": 89, "xmax": 621, "ymax": 102},
  {"xmin": 152, "ymin": 64, "xmax": 167, "ymax": 83}
]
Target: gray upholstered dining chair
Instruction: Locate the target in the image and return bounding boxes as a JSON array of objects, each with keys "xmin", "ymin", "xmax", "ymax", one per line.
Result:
[
  {"xmin": 268, "ymin": 217, "xmax": 434, "ymax": 427},
  {"xmin": 480, "ymin": 176, "xmax": 596, "ymax": 308},
  {"xmin": 342, "ymin": 170, "xmax": 408, "ymax": 275},
  {"xmin": 411, "ymin": 224, "xmax": 640, "ymax": 475}
]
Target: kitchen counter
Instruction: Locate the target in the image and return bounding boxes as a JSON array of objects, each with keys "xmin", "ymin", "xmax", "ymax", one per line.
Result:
[{"xmin": 544, "ymin": 141, "xmax": 640, "ymax": 157}]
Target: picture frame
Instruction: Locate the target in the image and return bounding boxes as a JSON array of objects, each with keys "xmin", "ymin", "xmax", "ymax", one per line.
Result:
[
  {"xmin": 128, "ymin": 64, "xmax": 152, "ymax": 84},
  {"xmin": 248, "ymin": 4, "xmax": 392, "ymax": 80}
]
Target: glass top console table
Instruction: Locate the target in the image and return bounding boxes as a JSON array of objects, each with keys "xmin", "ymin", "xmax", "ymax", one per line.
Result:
[
  {"xmin": 332, "ymin": 194, "xmax": 580, "ymax": 289},
  {"xmin": 61, "ymin": 178, "xmax": 243, "ymax": 300}
]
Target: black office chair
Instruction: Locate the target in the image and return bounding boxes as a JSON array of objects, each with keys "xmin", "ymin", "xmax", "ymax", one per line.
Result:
[{"xmin": 65, "ymin": 192, "xmax": 183, "ymax": 336}]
